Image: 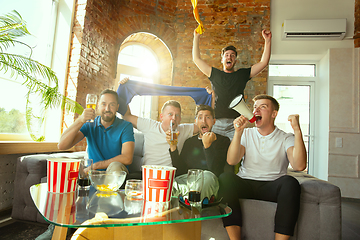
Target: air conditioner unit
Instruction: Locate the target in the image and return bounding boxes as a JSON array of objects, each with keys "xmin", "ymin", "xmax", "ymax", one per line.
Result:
[{"xmin": 282, "ymin": 19, "xmax": 346, "ymax": 40}]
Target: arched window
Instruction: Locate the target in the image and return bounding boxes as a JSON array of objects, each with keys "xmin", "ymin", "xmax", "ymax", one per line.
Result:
[{"xmin": 117, "ymin": 43, "xmax": 159, "ymax": 119}]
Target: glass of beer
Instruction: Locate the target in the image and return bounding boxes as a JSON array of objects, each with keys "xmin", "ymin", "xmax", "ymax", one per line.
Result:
[
  {"xmin": 86, "ymin": 94, "xmax": 97, "ymax": 122},
  {"xmin": 170, "ymin": 121, "xmax": 178, "ymax": 145},
  {"xmin": 187, "ymin": 169, "xmax": 204, "ymax": 207}
]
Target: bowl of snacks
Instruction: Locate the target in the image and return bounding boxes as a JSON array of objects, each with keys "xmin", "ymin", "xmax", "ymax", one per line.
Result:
[{"xmin": 89, "ymin": 170, "xmax": 127, "ymax": 192}]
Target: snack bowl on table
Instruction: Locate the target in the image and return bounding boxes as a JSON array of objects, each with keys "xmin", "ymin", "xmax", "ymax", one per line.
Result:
[{"xmin": 89, "ymin": 170, "xmax": 127, "ymax": 192}]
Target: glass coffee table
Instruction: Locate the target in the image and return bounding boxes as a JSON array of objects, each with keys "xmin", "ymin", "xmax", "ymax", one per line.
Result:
[{"xmin": 30, "ymin": 183, "xmax": 231, "ymax": 240}]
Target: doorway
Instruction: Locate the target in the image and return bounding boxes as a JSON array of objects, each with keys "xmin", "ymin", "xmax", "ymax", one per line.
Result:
[{"xmin": 268, "ymin": 81, "xmax": 315, "ymax": 174}]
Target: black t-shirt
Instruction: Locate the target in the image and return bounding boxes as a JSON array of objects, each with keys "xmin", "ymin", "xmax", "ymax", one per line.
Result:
[
  {"xmin": 169, "ymin": 133, "xmax": 230, "ymax": 177},
  {"xmin": 209, "ymin": 67, "xmax": 251, "ymax": 119}
]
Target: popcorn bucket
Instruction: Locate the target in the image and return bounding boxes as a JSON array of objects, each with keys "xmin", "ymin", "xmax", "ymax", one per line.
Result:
[
  {"xmin": 44, "ymin": 191, "xmax": 76, "ymax": 223},
  {"xmin": 47, "ymin": 158, "xmax": 82, "ymax": 193},
  {"xmin": 141, "ymin": 201, "xmax": 170, "ymax": 222},
  {"xmin": 142, "ymin": 165, "xmax": 176, "ymax": 202}
]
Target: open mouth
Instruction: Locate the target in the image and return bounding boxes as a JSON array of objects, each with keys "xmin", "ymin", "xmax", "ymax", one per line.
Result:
[
  {"xmin": 201, "ymin": 126, "xmax": 209, "ymax": 133},
  {"xmin": 255, "ymin": 115, "xmax": 262, "ymax": 122}
]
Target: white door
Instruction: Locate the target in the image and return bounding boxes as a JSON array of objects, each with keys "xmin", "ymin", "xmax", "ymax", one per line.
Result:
[{"xmin": 268, "ymin": 82, "xmax": 315, "ymax": 174}]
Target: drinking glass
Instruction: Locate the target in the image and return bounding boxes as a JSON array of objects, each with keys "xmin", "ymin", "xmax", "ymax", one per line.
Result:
[
  {"xmin": 187, "ymin": 169, "xmax": 204, "ymax": 207},
  {"xmin": 125, "ymin": 179, "xmax": 143, "ymax": 199},
  {"xmin": 170, "ymin": 121, "xmax": 178, "ymax": 145},
  {"xmin": 78, "ymin": 158, "xmax": 93, "ymax": 190},
  {"xmin": 86, "ymin": 94, "xmax": 97, "ymax": 122}
]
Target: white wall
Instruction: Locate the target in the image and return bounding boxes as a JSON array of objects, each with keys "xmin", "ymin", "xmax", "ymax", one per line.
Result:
[
  {"xmin": 270, "ymin": 0, "xmax": 355, "ymax": 181},
  {"xmin": 271, "ymin": 0, "xmax": 355, "ymax": 60}
]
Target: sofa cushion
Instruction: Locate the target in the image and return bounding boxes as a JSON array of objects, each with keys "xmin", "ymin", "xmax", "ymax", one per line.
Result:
[{"xmin": 11, "ymin": 152, "xmax": 86, "ymax": 223}]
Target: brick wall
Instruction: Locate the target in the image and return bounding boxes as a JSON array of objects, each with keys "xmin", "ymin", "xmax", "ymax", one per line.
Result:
[
  {"xmin": 64, "ymin": 0, "xmax": 271, "ymax": 146},
  {"xmin": 173, "ymin": 0, "xmax": 270, "ymax": 119},
  {"xmin": 355, "ymin": 0, "xmax": 360, "ymax": 48}
]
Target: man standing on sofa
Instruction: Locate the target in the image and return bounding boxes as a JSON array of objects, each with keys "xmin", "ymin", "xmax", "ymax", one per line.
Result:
[
  {"xmin": 58, "ymin": 89, "xmax": 135, "ymax": 173},
  {"xmin": 192, "ymin": 29, "xmax": 271, "ymax": 140},
  {"xmin": 218, "ymin": 94, "xmax": 307, "ymax": 240},
  {"xmin": 167, "ymin": 104, "xmax": 230, "ymax": 200}
]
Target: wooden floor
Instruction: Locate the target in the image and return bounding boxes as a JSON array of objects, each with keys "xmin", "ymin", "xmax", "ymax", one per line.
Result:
[
  {"xmin": 0, "ymin": 198, "xmax": 359, "ymax": 240},
  {"xmin": 341, "ymin": 198, "xmax": 360, "ymax": 240}
]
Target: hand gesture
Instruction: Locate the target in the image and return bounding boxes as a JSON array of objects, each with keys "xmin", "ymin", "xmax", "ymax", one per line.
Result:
[
  {"xmin": 233, "ymin": 116, "xmax": 248, "ymax": 132},
  {"xmin": 166, "ymin": 129, "xmax": 178, "ymax": 151},
  {"xmin": 288, "ymin": 114, "xmax": 301, "ymax": 131},
  {"xmin": 202, "ymin": 132, "xmax": 217, "ymax": 149},
  {"xmin": 205, "ymin": 86, "xmax": 214, "ymax": 95},
  {"xmin": 194, "ymin": 29, "xmax": 200, "ymax": 38},
  {"xmin": 80, "ymin": 108, "xmax": 95, "ymax": 123},
  {"xmin": 262, "ymin": 29, "xmax": 272, "ymax": 41},
  {"xmin": 118, "ymin": 77, "xmax": 130, "ymax": 86}
]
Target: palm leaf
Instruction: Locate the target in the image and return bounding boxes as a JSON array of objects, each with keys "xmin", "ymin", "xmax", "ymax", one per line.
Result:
[
  {"xmin": 0, "ymin": 10, "xmax": 30, "ymax": 52},
  {"xmin": 0, "ymin": 10, "xmax": 83, "ymax": 141}
]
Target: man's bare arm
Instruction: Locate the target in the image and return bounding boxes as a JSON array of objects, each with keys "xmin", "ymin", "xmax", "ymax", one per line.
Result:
[
  {"xmin": 58, "ymin": 108, "xmax": 94, "ymax": 150},
  {"xmin": 250, "ymin": 29, "xmax": 272, "ymax": 78},
  {"xmin": 286, "ymin": 114, "xmax": 307, "ymax": 171},
  {"xmin": 92, "ymin": 141, "xmax": 135, "ymax": 170},
  {"xmin": 227, "ymin": 116, "xmax": 247, "ymax": 165},
  {"xmin": 122, "ymin": 105, "xmax": 139, "ymax": 129},
  {"xmin": 193, "ymin": 29, "xmax": 212, "ymax": 78}
]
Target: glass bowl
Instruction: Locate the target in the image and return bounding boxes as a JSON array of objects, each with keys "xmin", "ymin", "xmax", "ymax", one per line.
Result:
[
  {"xmin": 87, "ymin": 191, "xmax": 124, "ymax": 216},
  {"xmin": 89, "ymin": 170, "xmax": 127, "ymax": 192}
]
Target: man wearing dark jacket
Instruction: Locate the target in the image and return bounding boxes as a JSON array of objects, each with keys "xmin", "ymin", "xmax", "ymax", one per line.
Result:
[{"xmin": 166, "ymin": 104, "xmax": 230, "ymax": 200}]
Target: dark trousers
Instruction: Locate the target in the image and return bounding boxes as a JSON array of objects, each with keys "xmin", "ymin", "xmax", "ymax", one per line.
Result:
[{"xmin": 218, "ymin": 172, "xmax": 301, "ymax": 236}]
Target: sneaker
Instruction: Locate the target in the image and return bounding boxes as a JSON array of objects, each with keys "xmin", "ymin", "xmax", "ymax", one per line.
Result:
[{"xmin": 35, "ymin": 224, "xmax": 54, "ymax": 240}]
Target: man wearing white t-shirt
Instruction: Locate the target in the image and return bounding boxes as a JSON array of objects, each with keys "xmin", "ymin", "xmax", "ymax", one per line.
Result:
[
  {"xmin": 218, "ymin": 94, "xmax": 307, "ymax": 240},
  {"xmin": 123, "ymin": 100, "xmax": 198, "ymax": 168}
]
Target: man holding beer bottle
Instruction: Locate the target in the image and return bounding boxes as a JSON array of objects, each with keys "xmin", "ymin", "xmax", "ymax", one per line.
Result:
[{"xmin": 123, "ymin": 99, "xmax": 198, "ymax": 168}]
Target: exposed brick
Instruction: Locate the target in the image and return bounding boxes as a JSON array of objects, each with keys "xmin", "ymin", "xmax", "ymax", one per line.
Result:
[{"xmin": 63, "ymin": 0, "xmax": 271, "ymax": 138}]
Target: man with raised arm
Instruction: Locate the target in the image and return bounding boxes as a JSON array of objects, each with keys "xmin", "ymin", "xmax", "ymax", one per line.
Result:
[
  {"xmin": 192, "ymin": 29, "xmax": 272, "ymax": 139},
  {"xmin": 218, "ymin": 94, "xmax": 307, "ymax": 240},
  {"xmin": 58, "ymin": 89, "xmax": 135, "ymax": 173},
  {"xmin": 37, "ymin": 89, "xmax": 134, "ymax": 240}
]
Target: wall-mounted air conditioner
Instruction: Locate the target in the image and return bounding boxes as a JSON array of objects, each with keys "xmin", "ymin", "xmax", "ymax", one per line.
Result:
[{"xmin": 282, "ymin": 19, "xmax": 346, "ymax": 40}]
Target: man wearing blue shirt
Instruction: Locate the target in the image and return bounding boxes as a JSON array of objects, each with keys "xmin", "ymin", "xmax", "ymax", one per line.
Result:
[
  {"xmin": 58, "ymin": 89, "xmax": 135, "ymax": 172},
  {"xmin": 36, "ymin": 89, "xmax": 135, "ymax": 240}
]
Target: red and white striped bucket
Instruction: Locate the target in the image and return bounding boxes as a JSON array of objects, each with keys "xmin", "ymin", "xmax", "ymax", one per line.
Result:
[
  {"xmin": 47, "ymin": 158, "xmax": 81, "ymax": 193},
  {"xmin": 44, "ymin": 191, "xmax": 76, "ymax": 223},
  {"xmin": 141, "ymin": 201, "xmax": 169, "ymax": 222},
  {"xmin": 142, "ymin": 165, "xmax": 176, "ymax": 202}
]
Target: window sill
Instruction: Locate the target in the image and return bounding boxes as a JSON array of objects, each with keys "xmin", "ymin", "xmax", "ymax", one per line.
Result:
[{"xmin": 0, "ymin": 142, "xmax": 77, "ymax": 155}]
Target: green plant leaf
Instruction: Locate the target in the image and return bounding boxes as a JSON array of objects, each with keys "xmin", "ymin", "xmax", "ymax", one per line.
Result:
[{"xmin": 0, "ymin": 10, "xmax": 83, "ymax": 141}]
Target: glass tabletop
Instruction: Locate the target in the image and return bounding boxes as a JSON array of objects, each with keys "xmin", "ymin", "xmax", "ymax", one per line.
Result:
[{"xmin": 30, "ymin": 183, "xmax": 231, "ymax": 228}]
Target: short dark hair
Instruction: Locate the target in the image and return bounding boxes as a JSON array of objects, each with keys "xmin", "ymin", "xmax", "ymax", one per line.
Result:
[
  {"xmin": 195, "ymin": 104, "xmax": 215, "ymax": 119},
  {"xmin": 100, "ymin": 89, "xmax": 119, "ymax": 104},
  {"xmin": 253, "ymin": 94, "xmax": 280, "ymax": 111},
  {"xmin": 161, "ymin": 100, "xmax": 181, "ymax": 113},
  {"xmin": 221, "ymin": 45, "xmax": 237, "ymax": 57}
]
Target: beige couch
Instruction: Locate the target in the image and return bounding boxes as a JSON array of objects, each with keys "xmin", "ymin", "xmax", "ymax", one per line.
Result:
[{"xmin": 12, "ymin": 132, "xmax": 341, "ymax": 240}]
